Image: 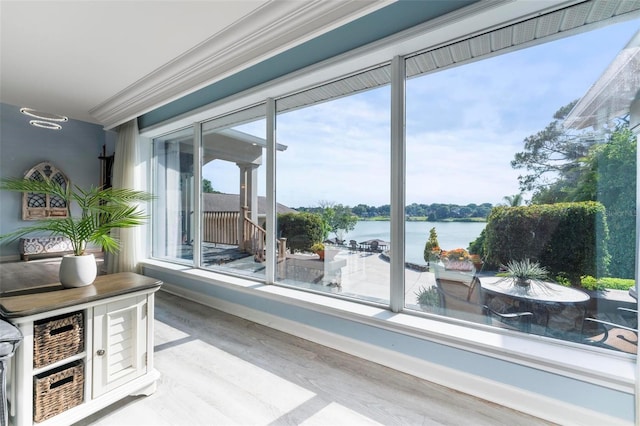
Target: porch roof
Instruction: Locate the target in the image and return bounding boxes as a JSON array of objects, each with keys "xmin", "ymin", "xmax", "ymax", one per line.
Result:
[{"xmin": 202, "ymin": 193, "xmax": 297, "ymax": 215}]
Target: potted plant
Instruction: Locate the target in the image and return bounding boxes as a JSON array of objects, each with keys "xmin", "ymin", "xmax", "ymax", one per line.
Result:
[
  {"xmin": 415, "ymin": 285, "xmax": 441, "ymax": 313},
  {"xmin": 441, "ymin": 248, "xmax": 473, "ymax": 271},
  {"xmin": 310, "ymin": 242, "xmax": 325, "ymax": 260},
  {"xmin": 501, "ymin": 258, "xmax": 549, "ymax": 288},
  {"xmin": 0, "ymin": 177, "xmax": 153, "ymax": 288}
]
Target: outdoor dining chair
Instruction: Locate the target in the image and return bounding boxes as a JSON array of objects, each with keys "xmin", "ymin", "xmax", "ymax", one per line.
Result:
[
  {"xmin": 583, "ymin": 307, "xmax": 638, "ymax": 354},
  {"xmin": 435, "ymin": 275, "xmax": 533, "ymax": 332}
]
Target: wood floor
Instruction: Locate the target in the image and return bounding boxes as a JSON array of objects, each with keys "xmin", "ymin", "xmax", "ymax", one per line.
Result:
[
  {"xmin": 72, "ymin": 291, "xmax": 550, "ymax": 426},
  {"xmin": 0, "ymin": 258, "xmax": 550, "ymax": 425}
]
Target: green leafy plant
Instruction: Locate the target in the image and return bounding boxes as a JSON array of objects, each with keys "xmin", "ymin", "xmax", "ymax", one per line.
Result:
[
  {"xmin": 580, "ymin": 275, "xmax": 635, "ymax": 291},
  {"xmin": 415, "ymin": 286, "xmax": 441, "ymax": 311},
  {"xmin": 423, "ymin": 227, "xmax": 440, "ymax": 262},
  {"xmin": 502, "ymin": 258, "xmax": 548, "ymax": 286},
  {"xmin": 310, "ymin": 242, "xmax": 325, "ymax": 253},
  {"xmin": 0, "ymin": 177, "xmax": 154, "ymax": 256}
]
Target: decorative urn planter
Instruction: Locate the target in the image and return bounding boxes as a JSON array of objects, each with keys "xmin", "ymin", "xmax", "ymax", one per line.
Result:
[{"xmin": 59, "ymin": 253, "xmax": 97, "ymax": 288}]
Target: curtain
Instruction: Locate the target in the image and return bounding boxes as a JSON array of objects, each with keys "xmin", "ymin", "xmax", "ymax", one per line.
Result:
[{"xmin": 107, "ymin": 119, "xmax": 141, "ymax": 274}]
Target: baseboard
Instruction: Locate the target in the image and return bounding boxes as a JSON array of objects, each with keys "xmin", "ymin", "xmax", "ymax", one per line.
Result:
[{"xmin": 159, "ymin": 282, "xmax": 632, "ymax": 426}]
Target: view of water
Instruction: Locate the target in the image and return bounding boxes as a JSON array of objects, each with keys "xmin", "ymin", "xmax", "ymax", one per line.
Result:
[{"xmin": 342, "ymin": 220, "xmax": 487, "ymax": 265}]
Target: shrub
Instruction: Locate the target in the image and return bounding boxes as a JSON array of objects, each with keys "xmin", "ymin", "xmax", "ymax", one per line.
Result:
[
  {"xmin": 484, "ymin": 202, "xmax": 610, "ymax": 285},
  {"xmin": 580, "ymin": 275, "xmax": 635, "ymax": 291},
  {"xmin": 277, "ymin": 212, "xmax": 325, "ymax": 253}
]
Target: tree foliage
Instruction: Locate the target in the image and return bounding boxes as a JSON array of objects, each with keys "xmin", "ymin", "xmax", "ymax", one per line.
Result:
[
  {"xmin": 511, "ymin": 98, "xmax": 636, "ymax": 279},
  {"xmin": 583, "ymin": 126, "xmax": 636, "ymax": 278},
  {"xmin": 511, "ymin": 100, "xmax": 597, "ymax": 199},
  {"xmin": 423, "ymin": 227, "xmax": 440, "ymax": 263},
  {"xmin": 277, "ymin": 212, "xmax": 324, "ymax": 253},
  {"xmin": 502, "ymin": 193, "xmax": 524, "ymax": 207}
]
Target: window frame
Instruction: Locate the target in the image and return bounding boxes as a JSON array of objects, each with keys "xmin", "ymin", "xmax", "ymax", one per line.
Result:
[{"xmin": 143, "ymin": 0, "xmax": 640, "ymax": 383}]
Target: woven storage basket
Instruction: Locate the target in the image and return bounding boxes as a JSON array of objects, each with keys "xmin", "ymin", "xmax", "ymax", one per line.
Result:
[
  {"xmin": 33, "ymin": 311, "xmax": 84, "ymax": 368},
  {"xmin": 33, "ymin": 361, "xmax": 84, "ymax": 423}
]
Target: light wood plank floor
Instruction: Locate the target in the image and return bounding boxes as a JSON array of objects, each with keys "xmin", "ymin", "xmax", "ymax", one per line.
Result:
[
  {"xmin": 0, "ymin": 258, "xmax": 550, "ymax": 425},
  {"xmin": 71, "ymin": 291, "xmax": 551, "ymax": 426}
]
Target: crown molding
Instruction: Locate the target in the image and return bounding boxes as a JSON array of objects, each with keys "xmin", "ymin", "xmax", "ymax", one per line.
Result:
[{"xmin": 90, "ymin": 0, "xmax": 392, "ymax": 129}]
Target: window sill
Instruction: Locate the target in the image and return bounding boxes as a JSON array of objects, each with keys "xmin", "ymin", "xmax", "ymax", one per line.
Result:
[{"xmin": 140, "ymin": 258, "xmax": 635, "ymax": 394}]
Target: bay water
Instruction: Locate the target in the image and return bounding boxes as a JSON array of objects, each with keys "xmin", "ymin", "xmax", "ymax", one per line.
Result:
[{"xmin": 342, "ymin": 220, "xmax": 486, "ymax": 265}]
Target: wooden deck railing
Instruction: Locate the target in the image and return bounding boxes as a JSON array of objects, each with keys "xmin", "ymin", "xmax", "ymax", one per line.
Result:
[
  {"xmin": 202, "ymin": 210, "xmax": 286, "ymax": 260},
  {"xmin": 243, "ymin": 214, "xmax": 266, "ymax": 259},
  {"xmin": 202, "ymin": 211, "xmax": 239, "ymax": 245}
]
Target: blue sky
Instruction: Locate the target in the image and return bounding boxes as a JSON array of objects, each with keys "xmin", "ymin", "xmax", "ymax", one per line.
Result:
[{"xmin": 203, "ymin": 18, "xmax": 640, "ymax": 208}]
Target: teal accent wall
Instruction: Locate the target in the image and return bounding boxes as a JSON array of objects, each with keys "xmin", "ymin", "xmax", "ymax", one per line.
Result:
[
  {"xmin": 139, "ymin": 0, "xmax": 477, "ymax": 129},
  {"xmin": 0, "ymin": 103, "xmax": 116, "ymax": 258}
]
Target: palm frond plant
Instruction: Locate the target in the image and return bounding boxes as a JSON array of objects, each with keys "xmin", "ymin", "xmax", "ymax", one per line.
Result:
[
  {"xmin": 1, "ymin": 177, "xmax": 153, "ymax": 287},
  {"xmin": 0, "ymin": 177, "xmax": 154, "ymax": 256}
]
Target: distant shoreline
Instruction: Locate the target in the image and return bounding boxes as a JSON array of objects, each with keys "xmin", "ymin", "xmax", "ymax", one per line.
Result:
[{"xmin": 359, "ymin": 217, "xmax": 487, "ymax": 223}]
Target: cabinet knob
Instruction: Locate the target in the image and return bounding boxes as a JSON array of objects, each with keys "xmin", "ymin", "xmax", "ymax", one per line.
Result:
[{"xmin": 97, "ymin": 349, "xmax": 105, "ymax": 356}]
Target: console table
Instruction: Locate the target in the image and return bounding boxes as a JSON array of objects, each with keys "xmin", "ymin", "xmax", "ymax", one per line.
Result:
[{"xmin": 0, "ymin": 272, "xmax": 162, "ymax": 426}]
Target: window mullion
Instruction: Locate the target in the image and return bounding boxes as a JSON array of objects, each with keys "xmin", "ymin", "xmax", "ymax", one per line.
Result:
[
  {"xmin": 266, "ymin": 98, "xmax": 276, "ymax": 284},
  {"xmin": 390, "ymin": 55, "xmax": 406, "ymax": 312},
  {"xmin": 194, "ymin": 122, "xmax": 202, "ymax": 269}
]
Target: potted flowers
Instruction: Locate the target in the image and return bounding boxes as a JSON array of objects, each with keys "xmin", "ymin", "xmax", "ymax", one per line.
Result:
[
  {"xmin": 0, "ymin": 177, "xmax": 153, "ymax": 287},
  {"xmin": 310, "ymin": 242, "xmax": 325, "ymax": 260},
  {"xmin": 441, "ymin": 248, "xmax": 474, "ymax": 271}
]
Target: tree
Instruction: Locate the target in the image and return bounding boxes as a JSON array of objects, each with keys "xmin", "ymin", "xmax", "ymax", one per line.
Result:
[
  {"xmin": 202, "ymin": 179, "xmax": 220, "ymax": 193},
  {"xmin": 501, "ymin": 193, "xmax": 524, "ymax": 207},
  {"xmin": 579, "ymin": 125, "xmax": 636, "ymax": 278},
  {"xmin": 317, "ymin": 201, "xmax": 358, "ymax": 241},
  {"xmin": 423, "ymin": 227, "xmax": 440, "ymax": 263},
  {"xmin": 511, "ymin": 100, "xmax": 597, "ymax": 199}
]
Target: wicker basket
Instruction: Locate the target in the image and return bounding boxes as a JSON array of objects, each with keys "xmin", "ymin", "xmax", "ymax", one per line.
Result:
[
  {"xmin": 33, "ymin": 311, "xmax": 84, "ymax": 368},
  {"xmin": 33, "ymin": 361, "xmax": 84, "ymax": 423}
]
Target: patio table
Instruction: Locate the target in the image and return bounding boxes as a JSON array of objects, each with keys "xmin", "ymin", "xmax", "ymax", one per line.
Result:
[
  {"xmin": 480, "ymin": 276, "xmax": 590, "ymax": 338},
  {"xmin": 480, "ymin": 276, "xmax": 590, "ymax": 304}
]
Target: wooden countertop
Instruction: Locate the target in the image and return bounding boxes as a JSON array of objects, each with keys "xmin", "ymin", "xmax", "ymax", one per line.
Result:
[{"xmin": 0, "ymin": 272, "xmax": 162, "ymax": 318}]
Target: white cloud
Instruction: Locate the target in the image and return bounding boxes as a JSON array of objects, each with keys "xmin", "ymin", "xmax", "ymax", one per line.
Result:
[{"xmin": 204, "ymin": 19, "xmax": 640, "ymax": 209}]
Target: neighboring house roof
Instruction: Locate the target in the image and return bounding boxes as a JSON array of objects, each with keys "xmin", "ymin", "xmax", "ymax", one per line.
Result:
[{"xmin": 202, "ymin": 193, "xmax": 297, "ymax": 215}]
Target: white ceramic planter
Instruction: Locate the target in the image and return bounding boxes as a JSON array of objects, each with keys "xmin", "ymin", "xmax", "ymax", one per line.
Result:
[{"xmin": 59, "ymin": 253, "xmax": 97, "ymax": 288}]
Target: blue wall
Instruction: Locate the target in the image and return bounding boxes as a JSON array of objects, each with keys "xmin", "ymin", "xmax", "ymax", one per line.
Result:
[{"xmin": 0, "ymin": 103, "xmax": 116, "ymax": 258}]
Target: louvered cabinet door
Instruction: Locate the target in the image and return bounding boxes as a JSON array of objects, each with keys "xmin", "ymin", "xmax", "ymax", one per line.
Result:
[{"xmin": 92, "ymin": 295, "xmax": 148, "ymax": 397}]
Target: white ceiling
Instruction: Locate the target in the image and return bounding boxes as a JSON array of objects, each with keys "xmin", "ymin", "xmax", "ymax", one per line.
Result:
[{"xmin": 0, "ymin": 1, "xmax": 388, "ymax": 126}]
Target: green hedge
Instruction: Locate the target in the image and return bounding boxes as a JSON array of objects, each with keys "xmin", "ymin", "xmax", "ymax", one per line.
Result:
[
  {"xmin": 484, "ymin": 202, "xmax": 610, "ymax": 284},
  {"xmin": 277, "ymin": 212, "xmax": 324, "ymax": 253}
]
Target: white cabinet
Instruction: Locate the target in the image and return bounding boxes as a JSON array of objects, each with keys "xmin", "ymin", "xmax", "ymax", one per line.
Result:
[
  {"xmin": 0, "ymin": 272, "xmax": 161, "ymax": 426},
  {"xmin": 92, "ymin": 295, "xmax": 148, "ymax": 398}
]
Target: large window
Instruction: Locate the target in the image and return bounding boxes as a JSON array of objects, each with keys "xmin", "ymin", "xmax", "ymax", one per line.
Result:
[
  {"xmin": 275, "ymin": 66, "xmax": 391, "ymax": 303},
  {"xmin": 150, "ymin": 5, "xmax": 640, "ymax": 354},
  {"xmin": 405, "ymin": 17, "xmax": 640, "ymax": 351},
  {"xmin": 152, "ymin": 127, "xmax": 195, "ymax": 263},
  {"xmin": 200, "ymin": 105, "xmax": 267, "ymax": 279}
]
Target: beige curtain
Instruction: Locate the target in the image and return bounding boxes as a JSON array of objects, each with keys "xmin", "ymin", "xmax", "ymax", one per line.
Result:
[{"xmin": 107, "ymin": 119, "xmax": 141, "ymax": 274}]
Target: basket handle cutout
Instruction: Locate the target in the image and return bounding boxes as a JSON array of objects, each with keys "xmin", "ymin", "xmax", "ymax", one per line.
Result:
[
  {"xmin": 50, "ymin": 375, "xmax": 74, "ymax": 390},
  {"xmin": 50, "ymin": 324, "xmax": 74, "ymax": 336}
]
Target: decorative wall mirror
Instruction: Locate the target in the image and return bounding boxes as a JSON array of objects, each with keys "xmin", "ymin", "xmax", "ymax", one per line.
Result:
[{"xmin": 22, "ymin": 162, "xmax": 69, "ymax": 220}]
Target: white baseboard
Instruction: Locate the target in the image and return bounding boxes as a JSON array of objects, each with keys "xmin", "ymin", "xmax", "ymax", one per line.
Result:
[{"xmin": 159, "ymin": 282, "xmax": 632, "ymax": 426}]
